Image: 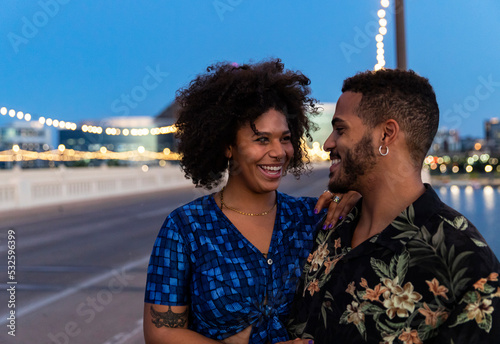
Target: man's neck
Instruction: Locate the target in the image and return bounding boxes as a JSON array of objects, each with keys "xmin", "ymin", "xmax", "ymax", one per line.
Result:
[{"xmin": 352, "ymin": 175, "xmax": 426, "ymax": 248}]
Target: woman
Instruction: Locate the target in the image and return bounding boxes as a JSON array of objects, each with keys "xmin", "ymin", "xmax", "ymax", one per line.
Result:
[{"xmin": 143, "ymin": 59, "xmax": 357, "ymax": 344}]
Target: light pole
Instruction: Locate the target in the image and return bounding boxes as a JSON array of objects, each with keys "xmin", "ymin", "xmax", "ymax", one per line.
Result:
[{"xmin": 395, "ymin": 0, "xmax": 407, "ymax": 70}]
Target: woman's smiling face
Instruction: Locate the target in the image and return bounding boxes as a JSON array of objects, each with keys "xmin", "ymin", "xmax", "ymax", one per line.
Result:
[{"xmin": 227, "ymin": 108, "xmax": 294, "ymax": 194}]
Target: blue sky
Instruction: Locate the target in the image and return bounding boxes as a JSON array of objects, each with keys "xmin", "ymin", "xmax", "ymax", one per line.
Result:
[{"xmin": 0, "ymin": 0, "xmax": 499, "ymax": 138}]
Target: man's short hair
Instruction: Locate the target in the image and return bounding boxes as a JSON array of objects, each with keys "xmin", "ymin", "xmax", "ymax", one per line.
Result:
[{"xmin": 342, "ymin": 69, "xmax": 439, "ymax": 165}]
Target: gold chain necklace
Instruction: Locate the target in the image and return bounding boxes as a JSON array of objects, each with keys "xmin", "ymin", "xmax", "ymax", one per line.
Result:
[{"xmin": 220, "ymin": 188, "xmax": 276, "ymax": 216}]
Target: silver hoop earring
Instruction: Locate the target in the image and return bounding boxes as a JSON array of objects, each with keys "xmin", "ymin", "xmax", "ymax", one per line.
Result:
[{"xmin": 379, "ymin": 145, "xmax": 389, "ymax": 156}]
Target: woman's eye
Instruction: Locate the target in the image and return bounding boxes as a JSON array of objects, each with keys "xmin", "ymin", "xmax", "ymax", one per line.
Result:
[
  {"xmin": 281, "ymin": 136, "xmax": 291, "ymax": 142},
  {"xmin": 256, "ymin": 137, "xmax": 268, "ymax": 143}
]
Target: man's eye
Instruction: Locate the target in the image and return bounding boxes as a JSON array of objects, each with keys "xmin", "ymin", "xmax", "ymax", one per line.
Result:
[
  {"xmin": 335, "ymin": 127, "xmax": 345, "ymax": 134},
  {"xmin": 256, "ymin": 137, "xmax": 268, "ymax": 143},
  {"xmin": 281, "ymin": 136, "xmax": 291, "ymax": 142}
]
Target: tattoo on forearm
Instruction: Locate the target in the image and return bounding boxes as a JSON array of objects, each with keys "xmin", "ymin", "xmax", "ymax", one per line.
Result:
[{"xmin": 150, "ymin": 305, "xmax": 188, "ymax": 328}]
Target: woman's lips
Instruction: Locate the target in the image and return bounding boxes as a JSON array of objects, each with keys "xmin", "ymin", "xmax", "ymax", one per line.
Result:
[{"xmin": 258, "ymin": 164, "xmax": 283, "ymax": 178}]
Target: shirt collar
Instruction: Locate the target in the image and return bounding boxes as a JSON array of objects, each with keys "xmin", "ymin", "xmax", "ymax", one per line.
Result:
[
  {"xmin": 338, "ymin": 184, "xmax": 444, "ymax": 254},
  {"xmin": 375, "ymin": 183, "xmax": 444, "ymax": 252}
]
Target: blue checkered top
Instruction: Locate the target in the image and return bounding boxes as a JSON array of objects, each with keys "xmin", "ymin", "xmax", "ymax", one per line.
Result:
[{"xmin": 145, "ymin": 191, "xmax": 323, "ymax": 343}]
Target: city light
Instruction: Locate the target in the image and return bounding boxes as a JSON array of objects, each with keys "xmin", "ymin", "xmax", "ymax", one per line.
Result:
[
  {"xmin": 480, "ymin": 154, "xmax": 490, "ymax": 163},
  {"xmin": 0, "ymin": 147, "xmax": 181, "ymax": 162}
]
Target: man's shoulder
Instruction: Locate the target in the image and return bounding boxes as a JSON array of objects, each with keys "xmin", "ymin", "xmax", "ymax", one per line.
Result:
[
  {"xmin": 427, "ymin": 200, "xmax": 478, "ymax": 233},
  {"xmin": 411, "ymin": 197, "xmax": 499, "ymax": 267}
]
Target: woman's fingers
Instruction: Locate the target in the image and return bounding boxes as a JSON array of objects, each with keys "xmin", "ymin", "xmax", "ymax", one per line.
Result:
[
  {"xmin": 314, "ymin": 190, "xmax": 332, "ymax": 215},
  {"xmin": 323, "ymin": 194, "xmax": 344, "ymax": 229},
  {"xmin": 321, "ymin": 191, "xmax": 362, "ymax": 229}
]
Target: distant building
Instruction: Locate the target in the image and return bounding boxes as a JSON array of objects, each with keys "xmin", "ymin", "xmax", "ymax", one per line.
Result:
[
  {"xmin": 428, "ymin": 129, "xmax": 461, "ymax": 154},
  {"xmin": 485, "ymin": 118, "xmax": 500, "ymax": 150},
  {"xmin": 0, "ymin": 121, "xmax": 52, "ymax": 169},
  {"xmin": 460, "ymin": 137, "xmax": 484, "ymax": 153},
  {"xmin": 59, "ymin": 115, "xmax": 178, "ymax": 166},
  {"xmin": 61, "ymin": 117, "xmax": 158, "ymax": 152}
]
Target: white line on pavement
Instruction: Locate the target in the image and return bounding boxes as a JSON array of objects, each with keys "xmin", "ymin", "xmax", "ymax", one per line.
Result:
[{"xmin": 0, "ymin": 255, "xmax": 150, "ymax": 326}]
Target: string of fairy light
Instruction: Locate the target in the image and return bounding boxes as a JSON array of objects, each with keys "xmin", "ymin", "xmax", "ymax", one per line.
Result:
[
  {"xmin": 374, "ymin": 0, "xmax": 390, "ymax": 71},
  {"xmin": 0, "ymin": 106, "xmax": 177, "ymax": 136}
]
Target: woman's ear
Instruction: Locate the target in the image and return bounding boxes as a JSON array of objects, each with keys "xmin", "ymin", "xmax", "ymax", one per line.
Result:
[{"xmin": 225, "ymin": 145, "xmax": 232, "ymax": 159}]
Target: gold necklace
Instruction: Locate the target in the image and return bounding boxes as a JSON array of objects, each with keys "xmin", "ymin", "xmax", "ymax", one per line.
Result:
[{"xmin": 220, "ymin": 188, "xmax": 277, "ymax": 216}]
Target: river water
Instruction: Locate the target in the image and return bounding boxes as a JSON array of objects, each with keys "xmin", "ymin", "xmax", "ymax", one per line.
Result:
[{"xmin": 435, "ymin": 184, "xmax": 500, "ymax": 258}]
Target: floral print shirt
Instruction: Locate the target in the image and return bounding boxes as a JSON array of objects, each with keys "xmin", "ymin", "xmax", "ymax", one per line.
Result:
[{"xmin": 287, "ymin": 184, "xmax": 500, "ymax": 343}]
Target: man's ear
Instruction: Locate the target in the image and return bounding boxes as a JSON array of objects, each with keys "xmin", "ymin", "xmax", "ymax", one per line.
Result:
[
  {"xmin": 225, "ymin": 145, "xmax": 232, "ymax": 159},
  {"xmin": 380, "ymin": 119, "xmax": 399, "ymax": 146}
]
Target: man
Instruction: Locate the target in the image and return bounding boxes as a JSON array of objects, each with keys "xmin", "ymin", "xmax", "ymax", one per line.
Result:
[{"xmin": 287, "ymin": 69, "xmax": 500, "ymax": 343}]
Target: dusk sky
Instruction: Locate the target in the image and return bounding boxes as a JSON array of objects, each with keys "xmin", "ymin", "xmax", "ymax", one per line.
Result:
[{"xmin": 1, "ymin": 0, "xmax": 499, "ymax": 138}]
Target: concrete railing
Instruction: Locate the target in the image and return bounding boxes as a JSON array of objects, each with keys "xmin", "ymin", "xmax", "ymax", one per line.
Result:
[{"xmin": 0, "ymin": 164, "xmax": 193, "ymax": 212}]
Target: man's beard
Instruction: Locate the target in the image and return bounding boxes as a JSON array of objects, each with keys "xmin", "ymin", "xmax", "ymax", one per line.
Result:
[{"xmin": 328, "ymin": 133, "xmax": 377, "ymax": 194}]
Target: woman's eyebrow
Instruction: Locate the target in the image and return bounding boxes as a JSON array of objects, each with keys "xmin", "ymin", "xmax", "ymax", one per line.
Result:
[{"xmin": 253, "ymin": 130, "xmax": 291, "ymax": 136}]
